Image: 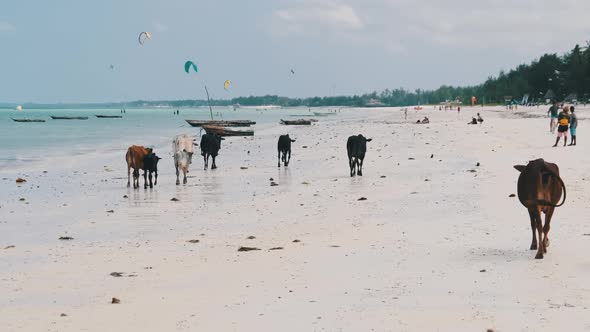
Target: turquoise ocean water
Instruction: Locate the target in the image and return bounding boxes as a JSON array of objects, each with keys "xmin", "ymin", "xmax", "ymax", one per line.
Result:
[{"xmin": 0, "ymin": 106, "xmax": 340, "ymax": 169}]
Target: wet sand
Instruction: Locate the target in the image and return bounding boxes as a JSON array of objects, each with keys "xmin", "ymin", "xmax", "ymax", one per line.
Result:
[{"xmin": 1, "ymin": 106, "xmax": 590, "ymax": 331}]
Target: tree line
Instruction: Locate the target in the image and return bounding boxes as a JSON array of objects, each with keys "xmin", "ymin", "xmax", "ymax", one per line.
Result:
[{"xmin": 149, "ymin": 42, "xmax": 589, "ymax": 108}]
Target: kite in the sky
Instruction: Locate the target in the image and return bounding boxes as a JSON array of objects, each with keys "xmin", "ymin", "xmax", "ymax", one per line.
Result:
[
  {"xmin": 184, "ymin": 61, "xmax": 198, "ymax": 74},
  {"xmin": 109, "ymin": 64, "xmax": 114, "ymax": 70},
  {"xmin": 290, "ymin": 69, "xmax": 295, "ymax": 74},
  {"xmin": 224, "ymin": 80, "xmax": 231, "ymax": 90},
  {"xmin": 138, "ymin": 32, "xmax": 152, "ymax": 46}
]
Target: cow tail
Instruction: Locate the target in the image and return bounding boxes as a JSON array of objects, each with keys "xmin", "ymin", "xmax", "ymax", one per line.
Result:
[
  {"xmin": 552, "ymin": 173, "xmax": 566, "ymax": 207},
  {"xmin": 536, "ymin": 166, "xmax": 567, "ymax": 208}
]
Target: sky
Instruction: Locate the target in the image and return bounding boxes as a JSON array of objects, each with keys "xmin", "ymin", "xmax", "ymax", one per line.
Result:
[{"xmin": 1, "ymin": 0, "xmax": 590, "ymax": 103}]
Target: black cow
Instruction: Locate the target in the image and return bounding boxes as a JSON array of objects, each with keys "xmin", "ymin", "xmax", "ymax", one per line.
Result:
[
  {"xmin": 200, "ymin": 133, "xmax": 224, "ymax": 169},
  {"xmin": 142, "ymin": 152, "xmax": 161, "ymax": 189},
  {"xmin": 277, "ymin": 134, "xmax": 296, "ymax": 167},
  {"xmin": 347, "ymin": 135, "xmax": 372, "ymax": 177}
]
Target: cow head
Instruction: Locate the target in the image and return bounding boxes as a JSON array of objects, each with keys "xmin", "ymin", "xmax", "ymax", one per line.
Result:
[
  {"xmin": 358, "ymin": 134, "xmax": 373, "ymax": 143},
  {"xmin": 514, "ymin": 158, "xmax": 544, "ymax": 173},
  {"xmin": 182, "ymin": 149, "xmax": 194, "ymax": 166},
  {"xmin": 283, "ymin": 134, "xmax": 296, "ymax": 143}
]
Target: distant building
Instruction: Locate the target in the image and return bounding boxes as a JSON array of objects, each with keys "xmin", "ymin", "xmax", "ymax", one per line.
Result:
[{"xmin": 365, "ymin": 99, "xmax": 385, "ymax": 107}]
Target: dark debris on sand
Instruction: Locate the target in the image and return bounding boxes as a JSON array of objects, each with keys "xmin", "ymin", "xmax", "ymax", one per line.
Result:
[
  {"xmin": 59, "ymin": 236, "xmax": 74, "ymax": 240},
  {"xmin": 238, "ymin": 246, "xmax": 261, "ymax": 252}
]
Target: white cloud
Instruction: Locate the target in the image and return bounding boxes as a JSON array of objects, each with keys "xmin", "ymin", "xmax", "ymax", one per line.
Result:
[
  {"xmin": 0, "ymin": 22, "xmax": 15, "ymax": 33},
  {"xmin": 376, "ymin": 0, "xmax": 590, "ymax": 52},
  {"xmin": 272, "ymin": 1, "xmax": 364, "ymax": 36},
  {"xmin": 270, "ymin": 0, "xmax": 590, "ymax": 56}
]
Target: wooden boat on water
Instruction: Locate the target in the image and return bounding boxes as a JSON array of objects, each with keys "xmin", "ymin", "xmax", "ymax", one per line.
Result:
[
  {"xmin": 50, "ymin": 116, "xmax": 89, "ymax": 120},
  {"xmin": 95, "ymin": 115, "xmax": 123, "ymax": 118},
  {"xmin": 201, "ymin": 125, "xmax": 254, "ymax": 137},
  {"xmin": 280, "ymin": 119, "xmax": 315, "ymax": 125},
  {"xmin": 186, "ymin": 119, "xmax": 256, "ymax": 127},
  {"xmin": 12, "ymin": 118, "xmax": 46, "ymax": 123}
]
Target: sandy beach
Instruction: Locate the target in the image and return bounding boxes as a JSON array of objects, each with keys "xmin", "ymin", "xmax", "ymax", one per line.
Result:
[{"xmin": 1, "ymin": 106, "xmax": 590, "ymax": 331}]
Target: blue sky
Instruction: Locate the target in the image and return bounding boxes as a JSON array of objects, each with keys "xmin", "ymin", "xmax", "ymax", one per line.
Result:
[{"xmin": 1, "ymin": 0, "xmax": 589, "ymax": 103}]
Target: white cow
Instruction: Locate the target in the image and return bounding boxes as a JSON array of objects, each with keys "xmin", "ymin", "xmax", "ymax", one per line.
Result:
[{"xmin": 173, "ymin": 134, "xmax": 195, "ymax": 185}]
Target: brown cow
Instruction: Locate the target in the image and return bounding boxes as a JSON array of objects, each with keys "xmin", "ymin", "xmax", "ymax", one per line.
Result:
[
  {"xmin": 514, "ymin": 159, "xmax": 566, "ymax": 259},
  {"xmin": 126, "ymin": 145, "xmax": 153, "ymax": 189}
]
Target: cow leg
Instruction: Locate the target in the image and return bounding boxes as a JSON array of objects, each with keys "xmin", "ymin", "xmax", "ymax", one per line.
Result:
[
  {"xmin": 212, "ymin": 155, "xmax": 217, "ymax": 169},
  {"xmin": 203, "ymin": 154, "xmax": 208, "ymax": 170},
  {"xmin": 358, "ymin": 158, "xmax": 364, "ymax": 176},
  {"xmin": 183, "ymin": 169, "xmax": 187, "ymax": 184},
  {"xmin": 133, "ymin": 170, "xmax": 139, "ymax": 189},
  {"xmin": 278, "ymin": 150, "xmax": 281, "ymax": 168},
  {"xmin": 127, "ymin": 165, "xmax": 131, "ymax": 187},
  {"xmin": 176, "ymin": 165, "xmax": 180, "ymax": 185},
  {"xmin": 528, "ymin": 208, "xmax": 537, "ymax": 250},
  {"xmin": 143, "ymin": 170, "xmax": 148, "ymax": 189},
  {"xmin": 154, "ymin": 169, "xmax": 158, "ymax": 186},
  {"xmin": 543, "ymin": 207, "xmax": 555, "ymax": 251},
  {"xmin": 533, "ymin": 208, "xmax": 544, "ymax": 259},
  {"xmin": 149, "ymin": 171, "xmax": 154, "ymax": 188},
  {"xmin": 286, "ymin": 149, "xmax": 291, "ymax": 167},
  {"xmin": 349, "ymin": 157, "xmax": 355, "ymax": 177}
]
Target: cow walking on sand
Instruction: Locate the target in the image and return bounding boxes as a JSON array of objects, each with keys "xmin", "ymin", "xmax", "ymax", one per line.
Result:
[
  {"xmin": 200, "ymin": 133, "xmax": 224, "ymax": 170},
  {"xmin": 126, "ymin": 145, "xmax": 160, "ymax": 189},
  {"xmin": 514, "ymin": 159, "xmax": 566, "ymax": 259},
  {"xmin": 347, "ymin": 134, "xmax": 372, "ymax": 177},
  {"xmin": 277, "ymin": 134, "xmax": 296, "ymax": 167},
  {"xmin": 173, "ymin": 134, "xmax": 195, "ymax": 185},
  {"xmin": 143, "ymin": 152, "xmax": 161, "ymax": 189}
]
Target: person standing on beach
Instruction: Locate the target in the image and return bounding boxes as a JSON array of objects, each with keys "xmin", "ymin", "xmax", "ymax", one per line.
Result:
[
  {"xmin": 548, "ymin": 101, "xmax": 559, "ymax": 133},
  {"xmin": 404, "ymin": 108, "xmax": 408, "ymax": 120},
  {"xmin": 569, "ymin": 106, "xmax": 577, "ymax": 146},
  {"xmin": 553, "ymin": 106, "xmax": 570, "ymax": 147}
]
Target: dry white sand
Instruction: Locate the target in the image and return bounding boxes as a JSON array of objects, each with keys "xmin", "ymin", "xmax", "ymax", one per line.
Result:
[{"xmin": 1, "ymin": 106, "xmax": 590, "ymax": 331}]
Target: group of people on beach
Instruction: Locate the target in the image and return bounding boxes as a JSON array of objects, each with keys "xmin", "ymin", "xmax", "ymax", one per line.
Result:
[
  {"xmin": 468, "ymin": 113, "xmax": 484, "ymax": 125},
  {"xmin": 548, "ymin": 101, "xmax": 578, "ymax": 147}
]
